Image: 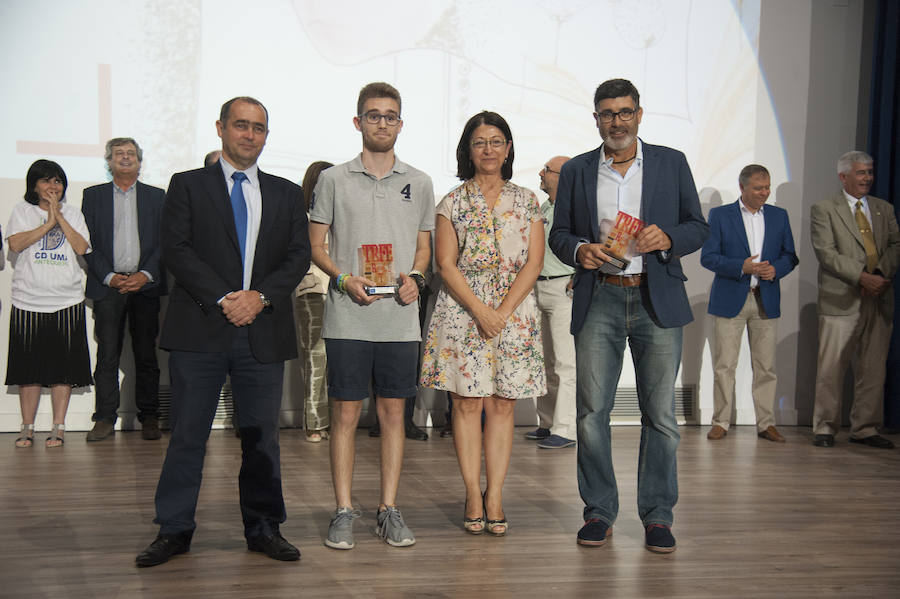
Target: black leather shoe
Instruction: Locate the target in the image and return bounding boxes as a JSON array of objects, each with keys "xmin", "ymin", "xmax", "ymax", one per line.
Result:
[
  {"xmin": 247, "ymin": 532, "xmax": 300, "ymax": 561},
  {"xmin": 135, "ymin": 532, "xmax": 192, "ymax": 567},
  {"xmin": 405, "ymin": 420, "xmax": 429, "ymax": 441},
  {"xmin": 849, "ymin": 435, "xmax": 895, "ymax": 449},
  {"xmin": 813, "ymin": 434, "xmax": 835, "ymax": 447}
]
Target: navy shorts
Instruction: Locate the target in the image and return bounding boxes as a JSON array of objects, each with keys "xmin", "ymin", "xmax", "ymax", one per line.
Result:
[{"xmin": 325, "ymin": 339, "xmax": 419, "ymax": 401}]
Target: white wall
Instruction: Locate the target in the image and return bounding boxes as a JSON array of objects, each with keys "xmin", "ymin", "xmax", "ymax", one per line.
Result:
[{"xmin": 0, "ymin": 0, "xmax": 872, "ymax": 430}]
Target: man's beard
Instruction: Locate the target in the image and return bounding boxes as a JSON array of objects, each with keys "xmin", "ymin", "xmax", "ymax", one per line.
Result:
[
  {"xmin": 362, "ymin": 133, "xmax": 395, "ymax": 153},
  {"xmin": 601, "ymin": 128, "xmax": 635, "ymax": 152}
]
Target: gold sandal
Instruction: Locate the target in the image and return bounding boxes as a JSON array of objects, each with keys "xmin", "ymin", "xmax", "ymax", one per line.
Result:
[
  {"xmin": 15, "ymin": 423, "xmax": 34, "ymax": 448},
  {"xmin": 483, "ymin": 493, "xmax": 508, "ymax": 536},
  {"xmin": 463, "ymin": 497, "xmax": 485, "ymax": 534},
  {"xmin": 306, "ymin": 429, "xmax": 329, "ymax": 443}
]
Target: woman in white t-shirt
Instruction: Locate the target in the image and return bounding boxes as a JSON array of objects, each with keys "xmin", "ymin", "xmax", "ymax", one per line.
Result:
[{"xmin": 5, "ymin": 159, "xmax": 93, "ymax": 448}]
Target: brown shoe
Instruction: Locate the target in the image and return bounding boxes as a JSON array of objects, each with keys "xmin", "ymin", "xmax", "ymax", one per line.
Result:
[
  {"xmin": 86, "ymin": 421, "xmax": 115, "ymax": 442},
  {"xmin": 141, "ymin": 418, "xmax": 162, "ymax": 441},
  {"xmin": 757, "ymin": 425, "xmax": 786, "ymax": 443},
  {"xmin": 706, "ymin": 425, "xmax": 727, "ymax": 440}
]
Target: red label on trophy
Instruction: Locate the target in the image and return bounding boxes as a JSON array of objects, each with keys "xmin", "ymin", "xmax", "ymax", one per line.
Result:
[
  {"xmin": 359, "ymin": 243, "xmax": 398, "ymax": 294},
  {"xmin": 598, "ymin": 211, "xmax": 645, "ymax": 274}
]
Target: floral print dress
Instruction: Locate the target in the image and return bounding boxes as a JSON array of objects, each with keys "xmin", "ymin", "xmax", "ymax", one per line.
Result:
[{"xmin": 420, "ymin": 180, "xmax": 546, "ymax": 399}]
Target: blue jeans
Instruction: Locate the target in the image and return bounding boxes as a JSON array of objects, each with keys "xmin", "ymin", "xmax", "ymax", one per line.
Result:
[{"xmin": 575, "ymin": 279, "xmax": 681, "ymax": 526}]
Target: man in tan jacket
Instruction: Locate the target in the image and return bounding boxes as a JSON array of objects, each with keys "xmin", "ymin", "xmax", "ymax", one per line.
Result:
[{"xmin": 810, "ymin": 151, "xmax": 900, "ymax": 448}]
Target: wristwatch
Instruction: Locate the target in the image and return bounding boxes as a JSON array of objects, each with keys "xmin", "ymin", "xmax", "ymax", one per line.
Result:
[{"xmin": 258, "ymin": 292, "xmax": 273, "ymax": 313}]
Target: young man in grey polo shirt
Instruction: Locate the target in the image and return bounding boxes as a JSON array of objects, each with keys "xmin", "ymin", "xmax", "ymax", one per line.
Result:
[{"xmin": 309, "ymin": 82, "xmax": 434, "ymax": 550}]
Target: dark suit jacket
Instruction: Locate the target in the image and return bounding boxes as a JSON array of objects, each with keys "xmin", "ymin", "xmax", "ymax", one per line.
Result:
[
  {"xmin": 549, "ymin": 141, "xmax": 709, "ymax": 334},
  {"xmin": 159, "ymin": 163, "xmax": 310, "ymax": 363},
  {"xmin": 700, "ymin": 201, "xmax": 798, "ymax": 319},
  {"xmin": 82, "ymin": 181, "xmax": 167, "ymax": 300},
  {"xmin": 810, "ymin": 191, "xmax": 900, "ymax": 317}
]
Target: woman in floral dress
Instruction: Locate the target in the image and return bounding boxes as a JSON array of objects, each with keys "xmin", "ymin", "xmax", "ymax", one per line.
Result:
[{"xmin": 421, "ymin": 111, "xmax": 545, "ymax": 536}]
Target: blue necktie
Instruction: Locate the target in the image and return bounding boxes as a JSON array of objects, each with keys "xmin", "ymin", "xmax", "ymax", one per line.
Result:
[{"xmin": 230, "ymin": 171, "xmax": 248, "ymax": 261}]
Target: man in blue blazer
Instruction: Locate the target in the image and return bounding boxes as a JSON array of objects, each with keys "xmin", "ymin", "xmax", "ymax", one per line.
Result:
[
  {"xmin": 135, "ymin": 97, "xmax": 310, "ymax": 567},
  {"xmin": 82, "ymin": 138, "xmax": 167, "ymax": 442},
  {"xmin": 700, "ymin": 164, "xmax": 798, "ymax": 443},
  {"xmin": 549, "ymin": 79, "xmax": 708, "ymax": 553}
]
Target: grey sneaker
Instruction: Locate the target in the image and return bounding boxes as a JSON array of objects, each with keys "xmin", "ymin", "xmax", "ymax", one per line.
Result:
[
  {"xmin": 376, "ymin": 506, "xmax": 416, "ymax": 547},
  {"xmin": 325, "ymin": 507, "xmax": 361, "ymax": 550}
]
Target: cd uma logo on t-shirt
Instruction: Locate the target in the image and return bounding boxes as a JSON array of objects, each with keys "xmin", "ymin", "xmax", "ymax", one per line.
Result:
[
  {"xmin": 34, "ymin": 225, "xmax": 67, "ymax": 262},
  {"xmin": 42, "ymin": 225, "xmax": 64, "ymax": 251}
]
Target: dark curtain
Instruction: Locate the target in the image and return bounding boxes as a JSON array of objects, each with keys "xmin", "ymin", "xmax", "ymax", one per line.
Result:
[{"xmin": 870, "ymin": 0, "xmax": 900, "ymax": 428}]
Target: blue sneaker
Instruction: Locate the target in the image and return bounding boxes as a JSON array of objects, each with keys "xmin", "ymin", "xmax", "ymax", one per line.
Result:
[
  {"xmin": 645, "ymin": 524, "xmax": 676, "ymax": 553},
  {"xmin": 537, "ymin": 434, "xmax": 576, "ymax": 449},
  {"xmin": 577, "ymin": 518, "xmax": 612, "ymax": 546},
  {"xmin": 524, "ymin": 427, "xmax": 550, "ymax": 440}
]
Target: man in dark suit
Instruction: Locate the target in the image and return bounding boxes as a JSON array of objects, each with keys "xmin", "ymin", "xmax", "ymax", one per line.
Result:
[
  {"xmin": 83, "ymin": 137, "xmax": 167, "ymax": 442},
  {"xmin": 700, "ymin": 164, "xmax": 798, "ymax": 443},
  {"xmin": 549, "ymin": 78, "xmax": 708, "ymax": 553},
  {"xmin": 135, "ymin": 97, "xmax": 310, "ymax": 567},
  {"xmin": 810, "ymin": 151, "xmax": 900, "ymax": 449}
]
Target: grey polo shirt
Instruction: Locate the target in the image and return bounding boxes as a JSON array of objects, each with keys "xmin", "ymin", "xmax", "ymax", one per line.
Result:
[{"xmin": 310, "ymin": 154, "xmax": 435, "ymax": 342}]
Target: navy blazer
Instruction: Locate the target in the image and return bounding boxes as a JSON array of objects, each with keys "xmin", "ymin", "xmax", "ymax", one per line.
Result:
[
  {"xmin": 700, "ymin": 201, "xmax": 798, "ymax": 319},
  {"xmin": 159, "ymin": 163, "xmax": 310, "ymax": 363},
  {"xmin": 549, "ymin": 141, "xmax": 709, "ymax": 334},
  {"xmin": 82, "ymin": 180, "xmax": 167, "ymax": 300}
]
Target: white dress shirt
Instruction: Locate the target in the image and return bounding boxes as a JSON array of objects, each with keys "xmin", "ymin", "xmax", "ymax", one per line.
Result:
[
  {"xmin": 596, "ymin": 139, "xmax": 644, "ymax": 274},
  {"xmin": 843, "ymin": 190, "xmax": 872, "ymax": 223},
  {"xmin": 219, "ymin": 158, "xmax": 262, "ymax": 291},
  {"xmin": 739, "ymin": 198, "xmax": 765, "ymax": 288}
]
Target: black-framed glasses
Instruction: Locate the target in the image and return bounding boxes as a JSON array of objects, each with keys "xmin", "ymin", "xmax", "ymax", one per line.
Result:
[
  {"xmin": 541, "ymin": 165, "xmax": 560, "ymax": 175},
  {"xmin": 359, "ymin": 111, "xmax": 401, "ymax": 126},
  {"xmin": 471, "ymin": 137, "xmax": 507, "ymax": 150},
  {"xmin": 594, "ymin": 108, "xmax": 637, "ymax": 124}
]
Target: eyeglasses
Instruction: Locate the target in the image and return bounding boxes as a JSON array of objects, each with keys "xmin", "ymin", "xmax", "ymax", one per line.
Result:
[
  {"xmin": 541, "ymin": 165, "xmax": 560, "ymax": 175},
  {"xmin": 360, "ymin": 111, "xmax": 401, "ymax": 126},
  {"xmin": 594, "ymin": 108, "xmax": 637, "ymax": 123},
  {"xmin": 471, "ymin": 138, "xmax": 507, "ymax": 150}
]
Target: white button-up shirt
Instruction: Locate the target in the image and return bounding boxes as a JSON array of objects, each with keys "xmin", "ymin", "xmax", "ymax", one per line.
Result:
[
  {"xmin": 596, "ymin": 139, "xmax": 644, "ymax": 274},
  {"xmin": 739, "ymin": 198, "xmax": 765, "ymax": 288},
  {"xmin": 219, "ymin": 158, "xmax": 262, "ymax": 291}
]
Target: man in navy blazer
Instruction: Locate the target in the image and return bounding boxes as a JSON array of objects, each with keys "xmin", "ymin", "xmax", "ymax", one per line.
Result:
[
  {"xmin": 135, "ymin": 97, "xmax": 310, "ymax": 567},
  {"xmin": 82, "ymin": 137, "xmax": 167, "ymax": 442},
  {"xmin": 700, "ymin": 164, "xmax": 798, "ymax": 443},
  {"xmin": 549, "ymin": 79, "xmax": 708, "ymax": 553}
]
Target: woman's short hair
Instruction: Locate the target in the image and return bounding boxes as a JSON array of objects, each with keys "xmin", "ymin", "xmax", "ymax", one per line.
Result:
[
  {"xmin": 302, "ymin": 160, "xmax": 334, "ymax": 212},
  {"xmin": 24, "ymin": 159, "xmax": 68, "ymax": 205},
  {"xmin": 456, "ymin": 111, "xmax": 514, "ymax": 181}
]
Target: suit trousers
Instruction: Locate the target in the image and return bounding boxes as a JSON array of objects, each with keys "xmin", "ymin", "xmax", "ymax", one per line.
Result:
[
  {"xmin": 711, "ymin": 292, "xmax": 777, "ymax": 432},
  {"xmin": 154, "ymin": 327, "xmax": 287, "ymax": 538},
  {"xmin": 813, "ymin": 296, "xmax": 892, "ymax": 438},
  {"xmin": 293, "ymin": 293, "xmax": 329, "ymax": 431},
  {"xmin": 91, "ymin": 292, "xmax": 160, "ymax": 423},
  {"xmin": 534, "ymin": 276, "xmax": 577, "ymax": 440}
]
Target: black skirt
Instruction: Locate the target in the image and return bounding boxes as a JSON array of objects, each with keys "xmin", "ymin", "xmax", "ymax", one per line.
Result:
[{"xmin": 5, "ymin": 303, "xmax": 93, "ymax": 387}]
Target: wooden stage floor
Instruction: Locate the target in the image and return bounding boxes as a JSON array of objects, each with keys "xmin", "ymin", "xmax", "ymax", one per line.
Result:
[{"xmin": 1, "ymin": 425, "xmax": 898, "ymax": 598}]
